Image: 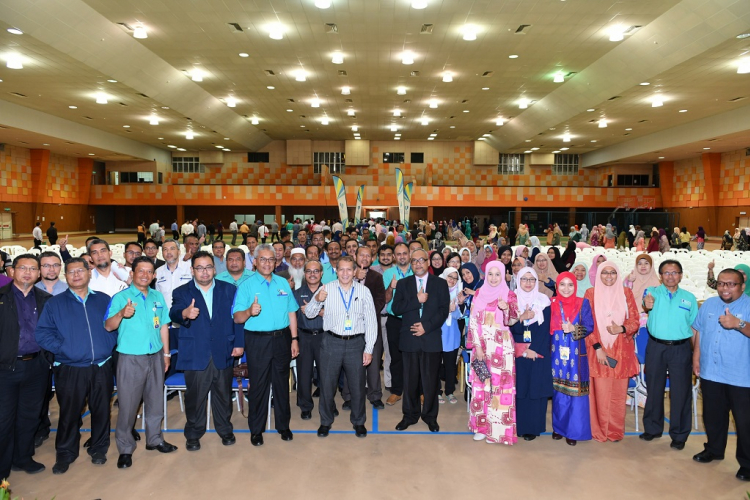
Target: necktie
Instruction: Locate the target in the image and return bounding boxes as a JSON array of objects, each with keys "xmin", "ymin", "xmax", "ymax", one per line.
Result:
[{"xmin": 418, "ymin": 278, "xmax": 424, "ymax": 317}]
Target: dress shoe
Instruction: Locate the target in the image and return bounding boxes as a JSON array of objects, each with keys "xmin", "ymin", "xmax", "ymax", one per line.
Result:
[
  {"xmin": 386, "ymin": 394, "xmax": 402, "ymax": 406},
  {"xmin": 523, "ymin": 434, "xmax": 537, "ymax": 441},
  {"xmin": 52, "ymin": 461, "xmax": 70, "ymax": 475},
  {"xmin": 693, "ymin": 450, "xmax": 723, "ymax": 463},
  {"xmin": 395, "ymin": 419, "xmax": 413, "ymax": 431},
  {"xmin": 220, "ymin": 434, "xmax": 236, "ymax": 446},
  {"xmin": 639, "ymin": 432, "xmax": 662, "ymax": 441},
  {"xmin": 737, "ymin": 467, "xmax": 750, "ymax": 481},
  {"xmin": 83, "ymin": 437, "xmax": 92, "ymax": 448},
  {"xmin": 312, "ymin": 387, "xmax": 320, "ymax": 397},
  {"xmin": 473, "ymin": 433, "xmax": 487, "ymax": 441},
  {"xmin": 301, "ymin": 410, "xmax": 312, "ymax": 420},
  {"xmin": 427, "ymin": 421, "xmax": 440, "ymax": 433},
  {"xmin": 370, "ymin": 399, "xmax": 385, "ymax": 410},
  {"xmin": 131, "ymin": 429, "xmax": 141, "ymax": 441},
  {"xmin": 670, "ymin": 440, "xmax": 685, "ymax": 451},
  {"xmin": 11, "ymin": 460, "xmax": 45, "ymax": 474},
  {"xmin": 34, "ymin": 433, "xmax": 49, "ymax": 448},
  {"xmin": 333, "ymin": 408, "xmax": 339, "ymax": 417},
  {"xmin": 186, "ymin": 439, "xmax": 201, "ymax": 451},
  {"xmin": 279, "ymin": 429, "xmax": 293, "ymax": 441},
  {"xmin": 566, "ymin": 438, "xmax": 577, "ymax": 446},
  {"xmin": 342, "ymin": 400, "xmax": 352, "ymax": 411},
  {"xmin": 317, "ymin": 425, "xmax": 331, "ymax": 437},
  {"xmin": 354, "ymin": 425, "xmax": 367, "ymax": 438},
  {"xmin": 117, "ymin": 454, "xmax": 132, "ymax": 469},
  {"xmin": 250, "ymin": 433, "xmax": 264, "ymax": 446},
  {"xmin": 90, "ymin": 452, "xmax": 107, "ymax": 465},
  {"xmin": 145, "ymin": 441, "xmax": 178, "ymax": 453},
  {"xmin": 551, "ymin": 432, "xmax": 563, "ymax": 441}
]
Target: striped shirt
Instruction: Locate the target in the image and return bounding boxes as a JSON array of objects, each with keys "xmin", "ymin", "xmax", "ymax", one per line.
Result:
[{"xmin": 304, "ymin": 280, "xmax": 378, "ymax": 354}]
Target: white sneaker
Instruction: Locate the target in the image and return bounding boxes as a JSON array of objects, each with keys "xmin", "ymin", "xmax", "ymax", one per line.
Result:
[
  {"xmin": 473, "ymin": 433, "xmax": 486, "ymax": 441},
  {"xmin": 438, "ymin": 394, "xmax": 445, "ymax": 404},
  {"xmin": 447, "ymin": 394, "xmax": 458, "ymax": 404}
]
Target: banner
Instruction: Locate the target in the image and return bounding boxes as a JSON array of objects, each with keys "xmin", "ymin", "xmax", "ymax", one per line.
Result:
[
  {"xmin": 332, "ymin": 175, "xmax": 349, "ymax": 228},
  {"xmin": 354, "ymin": 185, "xmax": 365, "ymax": 226},
  {"xmin": 403, "ymin": 181, "xmax": 414, "ymax": 227},
  {"xmin": 395, "ymin": 168, "xmax": 405, "ymax": 222}
]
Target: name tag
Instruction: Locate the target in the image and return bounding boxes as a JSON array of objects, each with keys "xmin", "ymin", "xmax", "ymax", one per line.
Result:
[
  {"xmin": 344, "ymin": 317, "xmax": 352, "ymax": 331},
  {"xmin": 153, "ymin": 316, "xmax": 160, "ymax": 329},
  {"xmin": 277, "ymin": 289, "xmax": 288, "ymax": 296},
  {"xmin": 560, "ymin": 346, "xmax": 570, "ymax": 361},
  {"xmin": 523, "ymin": 330, "xmax": 532, "ymax": 343}
]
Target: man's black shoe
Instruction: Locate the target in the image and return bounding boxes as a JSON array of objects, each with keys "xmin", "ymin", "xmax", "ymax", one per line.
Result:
[
  {"xmin": 317, "ymin": 425, "xmax": 330, "ymax": 437},
  {"xmin": 145, "ymin": 441, "xmax": 177, "ymax": 453},
  {"xmin": 250, "ymin": 433, "xmax": 264, "ymax": 446},
  {"xmin": 117, "ymin": 454, "xmax": 132, "ymax": 469},
  {"xmin": 186, "ymin": 439, "xmax": 200, "ymax": 451},
  {"xmin": 354, "ymin": 425, "xmax": 367, "ymax": 438}
]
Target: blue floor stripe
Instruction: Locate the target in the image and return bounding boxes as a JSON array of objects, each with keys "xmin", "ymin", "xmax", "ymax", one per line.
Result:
[{"xmin": 372, "ymin": 405, "xmax": 379, "ymax": 432}]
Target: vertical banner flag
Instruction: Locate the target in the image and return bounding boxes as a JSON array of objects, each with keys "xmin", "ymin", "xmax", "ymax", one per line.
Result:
[
  {"xmin": 355, "ymin": 185, "xmax": 365, "ymax": 226},
  {"xmin": 395, "ymin": 168, "xmax": 405, "ymax": 223},
  {"xmin": 403, "ymin": 182, "xmax": 414, "ymax": 227},
  {"xmin": 332, "ymin": 175, "xmax": 349, "ymax": 228}
]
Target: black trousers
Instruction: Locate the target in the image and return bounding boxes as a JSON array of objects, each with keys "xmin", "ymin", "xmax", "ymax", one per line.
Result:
[
  {"xmin": 319, "ymin": 334, "xmax": 367, "ymax": 427},
  {"xmin": 643, "ymin": 338, "xmax": 693, "ymax": 441},
  {"xmin": 701, "ymin": 378, "xmax": 750, "ymax": 468},
  {"xmin": 386, "ymin": 316, "xmax": 404, "ymax": 395},
  {"xmin": 438, "ymin": 348, "xmax": 459, "ymax": 396},
  {"xmin": 245, "ymin": 329, "xmax": 292, "ymax": 434},
  {"xmin": 33, "ymin": 238, "xmax": 42, "ymax": 250},
  {"xmin": 402, "ymin": 351, "xmax": 441, "ymax": 425},
  {"xmin": 184, "ymin": 358, "xmax": 233, "ymax": 440},
  {"xmin": 35, "ymin": 369, "xmax": 54, "ymax": 439},
  {"xmin": 0, "ymin": 355, "xmax": 49, "ymax": 479},
  {"xmin": 343, "ymin": 330, "xmax": 384, "ymax": 403},
  {"xmin": 172, "ymin": 230, "xmax": 179, "ymax": 240},
  {"xmin": 53, "ymin": 360, "xmax": 114, "ymax": 462},
  {"xmin": 296, "ymin": 330, "xmax": 323, "ymax": 412}
]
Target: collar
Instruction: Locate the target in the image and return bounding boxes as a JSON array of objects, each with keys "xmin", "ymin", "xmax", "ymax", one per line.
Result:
[
  {"xmin": 194, "ymin": 278, "xmax": 215, "ymax": 294},
  {"xmin": 68, "ymin": 287, "xmax": 95, "ymax": 302}
]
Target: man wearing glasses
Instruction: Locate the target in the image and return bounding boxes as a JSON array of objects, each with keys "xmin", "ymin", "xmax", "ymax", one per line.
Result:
[
  {"xmin": 382, "ymin": 242, "xmax": 412, "ymax": 405},
  {"xmin": 233, "ymin": 244, "xmax": 299, "ymax": 447},
  {"xmin": 691, "ymin": 268, "xmax": 750, "ymax": 482},
  {"xmin": 169, "ymin": 251, "xmax": 244, "ymax": 452},
  {"xmin": 0, "ymin": 254, "xmax": 51, "ymax": 479},
  {"xmin": 216, "ymin": 248, "xmax": 254, "ymax": 287},
  {"xmin": 641, "ymin": 259, "xmax": 698, "ymax": 451},
  {"xmin": 156, "ymin": 239, "xmax": 193, "ymax": 378},
  {"xmin": 35, "ymin": 257, "xmax": 118, "ymax": 474}
]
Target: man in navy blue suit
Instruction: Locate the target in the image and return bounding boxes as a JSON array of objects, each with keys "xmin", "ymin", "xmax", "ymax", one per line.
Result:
[{"xmin": 169, "ymin": 251, "xmax": 244, "ymax": 451}]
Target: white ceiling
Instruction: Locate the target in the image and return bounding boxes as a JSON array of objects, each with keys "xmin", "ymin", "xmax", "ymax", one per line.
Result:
[{"xmin": 0, "ymin": 0, "xmax": 748, "ymax": 164}]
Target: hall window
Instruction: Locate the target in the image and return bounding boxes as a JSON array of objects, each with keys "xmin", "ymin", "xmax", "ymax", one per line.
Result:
[
  {"xmin": 119, "ymin": 172, "xmax": 154, "ymax": 183},
  {"xmin": 172, "ymin": 157, "xmax": 205, "ymax": 173},
  {"xmin": 552, "ymin": 154, "xmax": 579, "ymax": 175},
  {"xmin": 617, "ymin": 174, "xmax": 650, "ymax": 186},
  {"xmin": 498, "ymin": 153, "xmax": 525, "ymax": 174},
  {"xmin": 314, "ymin": 152, "xmax": 345, "ymax": 174},
  {"xmin": 383, "ymin": 152, "xmax": 405, "ymax": 163}
]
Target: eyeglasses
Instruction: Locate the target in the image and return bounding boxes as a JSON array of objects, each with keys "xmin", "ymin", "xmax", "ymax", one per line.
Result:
[
  {"xmin": 661, "ymin": 271, "xmax": 682, "ymax": 277},
  {"xmin": 16, "ymin": 266, "xmax": 39, "ymax": 273},
  {"xmin": 601, "ymin": 271, "xmax": 618, "ymax": 276},
  {"xmin": 126, "ymin": 251, "xmax": 142, "ymax": 257},
  {"xmin": 520, "ymin": 277, "xmax": 537, "ymax": 283},
  {"xmin": 256, "ymin": 257, "xmax": 275, "ymax": 264},
  {"xmin": 66, "ymin": 268, "xmax": 88, "ymax": 276},
  {"xmin": 304, "ymin": 269, "xmax": 322, "ymax": 275},
  {"xmin": 411, "ymin": 258, "xmax": 427, "ymax": 264},
  {"xmin": 717, "ymin": 281, "xmax": 740, "ymax": 288},
  {"xmin": 446, "ymin": 276, "xmax": 458, "ymax": 281},
  {"xmin": 193, "ymin": 266, "xmax": 215, "ymax": 273},
  {"xmin": 41, "ymin": 263, "xmax": 61, "ymax": 269}
]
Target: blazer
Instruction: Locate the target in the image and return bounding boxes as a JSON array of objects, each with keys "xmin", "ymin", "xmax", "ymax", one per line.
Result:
[
  {"xmin": 391, "ymin": 273, "xmax": 450, "ymax": 353},
  {"xmin": 169, "ymin": 279, "xmax": 244, "ymax": 371},
  {"xmin": 0, "ymin": 283, "xmax": 51, "ymax": 370}
]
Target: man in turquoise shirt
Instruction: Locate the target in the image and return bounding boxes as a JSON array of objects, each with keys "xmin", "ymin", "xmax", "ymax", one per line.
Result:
[
  {"xmin": 640, "ymin": 259, "xmax": 698, "ymax": 450},
  {"xmin": 105, "ymin": 257, "xmax": 176, "ymax": 469},
  {"xmin": 381, "ymin": 242, "xmax": 412, "ymax": 405},
  {"xmin": 233, "ymin": 244, "xmax": 299, "ymax": 447},
  {"xmin": 216, "ymin": 248, "xmax": 254, "ymax": 287}
]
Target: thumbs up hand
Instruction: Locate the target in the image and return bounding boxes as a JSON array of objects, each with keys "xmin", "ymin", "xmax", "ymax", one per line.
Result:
[
  {"xmin": 606, "ymin": 320, "xmax": 623, "ymax": 335},
  {"xmin": 719, "ymin": 307, "xmax": 740, "ymax": 330},
  {"xmin": 316, "ymin": 285, "xmax": 328, "ymax": 302},
  {"xmin": 249, "ymin": 295, "xmax": 262, "ymax": 317},
  {"xmin": 562, "ymin": 319, "xmax": 574, "ymax": 334},
  {"xmin": 643, "ymin": 291, "xmax": 655, "ymax": 310},
  {"xmin": 184, "ymin": 298, "xmax": 200, "ymax": 320},
  {"xmin": 122, "ymin": 298, "xmax": 136, "ymax": 319}
]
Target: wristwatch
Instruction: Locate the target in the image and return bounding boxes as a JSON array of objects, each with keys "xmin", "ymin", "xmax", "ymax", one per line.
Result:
[
  {"xmin": 739, "ymin": 320, "xmax": 746, "ymax": 330},
  {"xmin": 163, "ymin": 352, "xmax": 171, "ymax": 358},
  {"xmin": 522, "ymin": 351, "xmax": 528, "ymax": 358}
]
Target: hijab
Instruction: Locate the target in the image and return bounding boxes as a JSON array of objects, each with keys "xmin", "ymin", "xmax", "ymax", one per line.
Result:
[
  {"xmin": 560, "ymin": 240, "xmax": 577, "ymax": 270},
  {"xmin": 593, "ymin": 261, "xmax": 628, "ymax": 350},
  {"xmin": 605, "ymin": 224, "xmax": 615, "ymax": 239},
  {"xmin": 629, "ymin": 225, "xmax": 636, "ymax": 236},
  {"xmin": 572, "ymin": 261, "xmax": 592, "ymax": 298},
  {"xmin": 533, "ymin": 252, "xmax": 558, "ymax": 298},
  {"xmin": 631, "ymin": 254, "xmax": 661, "ymax": 313},
  {"xmin": 497, "ymin": 245, "xmax": 513, "ymax": 264},
  {"xmin": 472, "ymin": 261, "xmax": 511, "ymax": 323},
  {"xmin": 460, "ymin": 262, "xmax": 483, "ymax": 291},
  {"xmin": 428, "ymin": 250, "xmax": 445, "ymax": 275},
  {"xmin": 529, "ymin": 236, "xmax": 542, "ymax": 249},
  {"xmin": 550, "ymin": 272, "xmax": 583, "ymax": 332},
  {"xmin": 734, "ymin": 264, "xmax": 750, "ymax": 297},
  {"xmin": 480, "ymin": 244, "xmax": 497, "ymax": 274},
  {"xmin": 697, "ymin": 226, "xmax": 706, "ymax": 239},
  {"xmin": 589, "ymin": 254, "xmax": 607, "ymax": 286},
  {"xmin": 459, "ymin": 247, "xmax": 472, "ymax": 263},
  {"xmin": 515, "ymin": 267, "xmax": 550, "ymax": 326},
  {"xmin": 439, "ymin": 267, "xmax": 462, "ymax": 300},
  {"xmin": 548, "ymin": 247, "xmax": 566, "ymax": 273}
]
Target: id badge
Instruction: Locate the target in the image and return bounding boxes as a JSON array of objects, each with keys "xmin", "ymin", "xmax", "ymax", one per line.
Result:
[
  {"xmin": 560, "ymin": 346, "xmax": 570, "ymax": 361},
  {"xmin": 523, "ymin": 330, "xmax": 532, "ymax": 343},
  {"xmin": 153, "ymin": 316, "xmax": 160, "ymax": 329},
  {"xmin": 344, "ymin": 317, "xmax": 352, "ymax": 331}
]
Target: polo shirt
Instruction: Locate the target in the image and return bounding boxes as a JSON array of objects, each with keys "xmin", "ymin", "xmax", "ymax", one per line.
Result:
[
  {"xmin": 89, "ymin": 267, "xmax": 128, "ymax": 297},
  {"xmin": 233, "ymin": 272, "xmax": 298, "ymax": 331},
  {"xmin": 35, "ymin": 279, "xmax": 69, "ymax": 296},
  {"xmin": 645, "ymin": 285, "xmax": 698, "ymax": 341},
  {"xmin": 155, "ymin": 259, "xmax": 192, "ymax": 311},
  {"xmin": 692, "ymin": 294, "xmax": 750, "ymax": 388},
  {"xmin": 106, "ymin": 284, "xmax": 170, "ymax": 355},
  {"xmin": 213, "ymin": 256, "xmax": 227, "ymax": 275},
  {"xmin": 321, "ymin": 262, "xmax": 337, "ymax": 284},
  {"xmin": 216, "ymin": 269, "xmax": 254, "ymax": 287},
  {"xmin": 382, "ymin": 265, "xmax": 413, "ymax": 316}
]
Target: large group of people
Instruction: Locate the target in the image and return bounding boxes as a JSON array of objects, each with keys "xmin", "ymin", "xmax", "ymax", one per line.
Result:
[{"xmin": 1, "ymin": 216, "xmax": 749, "ymax": 485}]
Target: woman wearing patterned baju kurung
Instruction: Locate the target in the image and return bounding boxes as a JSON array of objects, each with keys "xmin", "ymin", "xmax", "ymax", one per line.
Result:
[{"xmin": 467, "ymin": 261, "xmax": 519, "ymax": 445}]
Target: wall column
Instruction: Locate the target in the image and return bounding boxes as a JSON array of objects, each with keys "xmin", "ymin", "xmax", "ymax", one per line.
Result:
[
  {"xmin": 30, "ymin": 149, "xmax": 51, "ymax": 223},
  {"xmin": 513, "ymin": 207, "xmax": 523, "ymax": 228},
  {"xmin": 275, "ymin": 205, "xmax": 282, "ymax": 226},
  {"xmin": 568, "ymin": 208, "xmax": 577, "ymax": 228},
  {"xmin": 427, "ymin": 206, "xmax": 434, "ymax": 221},
  {"xmin": 176, "ymin": 205, "xmax": 185, "ymax": 225},
  {"xmin": 701, "ymin": 153, "xmax": 721, "ymax": 235},
  {"xmin": 658, "ymin": 161, "xmax": 675, "ymax": 208}
]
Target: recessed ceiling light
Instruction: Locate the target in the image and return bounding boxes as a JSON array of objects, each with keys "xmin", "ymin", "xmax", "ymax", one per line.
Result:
[
  {"xmin": 429, "ymin": 99, "xmax": 438, "ymax": 108},
  {"xmin": 737, "ymin": 32, "xmax": 750, "ymax": 39},
  {"xmin": 347, "ymin": 109, "xmax": 355, "ymax": 116},
  {"xmin": 394, "ymin": 137, "xmax": 401, "ymax": 140},
  {"xmin": 411, "ymin": 0, "xmax": 428, "ymax": 9},
  {"xmin": 552, "ymin": 151, "xmax": 560, "ymax": 154},
  {"xmin": 267, "ymin": 86, "xmax": 275, "ymax": 90},
  {"xmin": 518, "ymin": 98, "xmax": 530, "ymax": 109},
  {"xmin": 587, "ymin": 108, "xmax": 595, "ymax": 112},
  {"xmin": 149, "ymin": 115, "xmax": 159, "ymax": 125},
  {"xmin": 393, "ymin": 109, "xmax": 401, "ymax": 116},
  {"xmin": 185, "ymin": 131, "xmax": 194, "ymax": 140},
  {"xmin": 161, "ymin": 106, "xmax": 169, "ymax": 109},
  {"xmin": 562, "ymin": 134, "xmax": 571, "ymax": 142},
  {"xmin": 321, "ymin": 117, "xmax": 329, "ymax": 125},
  {"xmin": 223, "ymin": 149, "xmax": 231, "ymax": 152},
  {"xmin": 95, "ymin": 92, "xmax": 108, "ymax": 104},
  {"xmin": 421, "ymin": 118, "xmax": 429, "ymax": 125},
  {"xmin": 268, "ymin": 23, "xmax": 284, "ymax": 40},
  {"xmin": 525, "ymin": 140, "xmax": 532, "ymax": 142},
  {"xmin": 353, "ymin": 133, "xmax": 360, "ymax": 136},
  {"xmin": 352, "ymin": 126, "xmax": 358, "ymax": 131},
  {"xmin": 107, "ymin": 79, "xmax": 117, "ymax": 83},
  {"xmin": 239, "ymin": 52, "xmax": 249, "ymax": 58},
  {"xmin": 598, "ymin": 118, "xmax": 608, "ymax": 128},
  {"xmin": 482, "ymin": 87, "xmax": 490, "ymax": 90},
  {"xmin": 524, "ymin": 150, "xmax": 532, "ymax": 153},
  {"xmin": 449, "ymin": 125, "xmax": 455, "ymax": 129},
  {"xmin": 531, "ymin": 147, "xmax": 540, "ymax": 151},
  {"xmin": 224, "ymin": 137, "xmax": 230, "ymax": 140},
  {"xmin": 88, "ymin": 153, "xmax": 95, "ymax": 156},
  {"xmin": 158, "ymin": 137, "xmax": 164, "ymax": 140},
  {"xmin": 226, "ymin": 97, "xmax": 237, "ymax": 107},
  {"xmin": 508, "ymin": 54, "xmax": 519, "ymax": 59},
  {"xmin": 397, "ymin": 86, "xmax": 407, "ymax": 95},
  {"xmin": 429, "ymin": 133, "xmax": 437, "ymax": 137},
  {"xmin": 640, "ymin": 82, "xmax": 650, "ymax": 86},
  {"xmin": 625, "ymin": 128, "xmax": 633, "ymax": 131},
  {"xmin": 315, "ymin": 0, "xmax": 332, "ymax": 8},
  {"xmin": 463, "ymin": 110, "xmax": 469, "ymax": 113},
  {"xmin": 251, "ymin": 117, "xmax": 259, "ymax": 125},
  {"xmin": 738, "ymin": 58, "xmax": 750, "ymax": 74},
  {"xmin": 658, "ymin": 156, "xmax": 665, "ymax": 159},
  {"xmin": 168, "ymin": 145, "xmax": 177, "ymax": 148},
  {"xmin": 68, "ymin": 105, "xmax": 77, "ymax": 109},
  {"xmin": 6, "ymin": 54, "xmax": 23, "ymax": 69},
  {"xmin": 42, "ymin": 143, "xmax": 50, "ymax": 146},
  {"xmin": 341, "ymin": 86, "xmax": 351, "ymax": 95},
  {"xmin": 300, "ymin": 125, "xmax": 305, "ymax": 128},
  {"xmin": 355, "ymin": 137, "xmax": 361, "ymax": 140},
  {"xmin": 177, "ymin": 148, "xmax": 186, "ymax": 151},
  {"xmin": 390, "ymin": 125, "xmax": 398, "ymax": 132},
  {"xmin": 395, "ymin": 133, "xmax": 401, "ymax": 136},
  {"xmin": 133, "ymin": 25, "xmax": 148, "ymax": 39},
  {"xmin": 295, "ymin": 70, "xmax": 307, "ymax": 82},
  {"xmin": 311, "ymin": 98, "xmax": 321, "ymax": 108},
  {"xmin": 442, "ymin": 72, "xmax": 453, "ymax": 82},
  {"xmin": 402, "ymin": 51, "xmax": 415, "ymax": 65},
  {"xmin": 287, "ymin": 109, "xmax": 293, "ymax": 112},
  {"xmin": 591, "ymin": 140, "xmax": 597, "ymax": 143},
  {"xmin": 679, "ymin": 109, "xmax": 688, "ymax": 113},
  {"xmin": 553, "ymin": 72, "xmax": 564, "ymax": 83},
  {"xmin": 428, "ymin": 137, "xmax": 435, "ymax": 141},
  {"xmin": 651, "ymin": 96, "xmax": 664, "ymax": 107},
  {"xmin": 496, "ymin": 118, "xmax": 505, "ymax": 126},
  {"xmin": 7, "ymin": 28, "xmax": 23, "ymax": 35},
  {"xmin": 482, "ymin": 134, "xmax": 491, "ymax": 137},
  {"xmin": 331, "ymin": 52, "xmax": 344, "ymax": 64},
  {"xmin": 608, "ymin": 25, "xmax": 625, "ymax": 42},
  {"xmin": 122, "ymin": 125, "xmax": 130, "ymax": 128},
  {"xmin": 462, "ymin": 24, "xmax": 478, "ymax": 41},
  {"xmin": 703, "ymin": 147, "xmax": 711, "ymax": 150},
  {"xmin": 560, "ymin": 147, "xmax": 569, "ymax": 151}
]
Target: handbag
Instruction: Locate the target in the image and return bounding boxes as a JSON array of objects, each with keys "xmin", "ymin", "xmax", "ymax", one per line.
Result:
[
  {"xmin": 470, "ymin": 358, "xmax": 491, "ymax": 383},
  {"xmin": 572, "ymin": 323, "xmax": 587, "ymax": 341},
  {"xmin": 514, "ymin": 342, "xmax": 530, "ymax": 358},
  {"xmin": 233, "ymin": 361, "xmax": 248, "ymax": 417}
]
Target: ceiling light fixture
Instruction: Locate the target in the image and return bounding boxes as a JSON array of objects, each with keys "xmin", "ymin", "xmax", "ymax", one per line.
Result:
[
  {"xmin": 295, "ymin": 70, "xmax": 307, "ymax": 81},
  {"xmin": 107, "ymin": 79, "xmax": 117, "ymax": 83},
  {"xmin": 553, "ymin": 72, "xmax": 564, "ymax": 83},
  {"xmin": 651, "ymin": 96, "xmax": 664, "ymax": 107},
  {"xmin": 401, "ymin": 51, "xmax": 415, "ymax": 65},
  {"xmin": 341, "ymin": 86, "xmax": 351, "ymax": 95},
  {"xmin": 587, "ymin": 108, "xmax": 595, "ymax": 112},
  {"xmin": 347, "ymin": 109, "xmax": 355, "ymax": 116},
  {"xmin": 122, "ymin": 125, "xmax": 130, "ymax": 128},
  {"xmin": 352, "ymin": 126, "xmax": 358, "ymax": 131},
  {"xmin": 428, "ymin": 137, "xmax": 435, "ymax": 141},
  {"xmin": 68, "ymin": 105, "xmax": 77, "ymax": 109},
  {"xmin": 738, "ymin": 58, "xmax": 750, "ymax": 74},
  {"xmin": 390, "ymin": 125, "xmax": 398, "ymax": 132},
  {"xmin": 287, "ymin": 109, "xmax": 293, "ymax": 112},
  {"xmin": 394, "ymin": 137, "xmax": 401, "ymax": 140},
  {"xmin": 149, "ymin": 115, "xmax": 159, "ymax": 125},
  {"xmin": 508, "ymin": 54, "xmax": 519, "ymax": 59},
  {"xmin": 393, "ymin": 109, "xmax": 401, "ymax": 117},
  {"xmin": 562, "ymin": 133, "xmax": 571, "ymax": 142},
  {"xmin": 640, "ymin": 82, "xmax": 650, "ymax": 86},
  {"xmin": 315, "ymin": 0, "xmax": 332, "ymax": 8},
  {"xmin": 442, "ymin": 72, "xmax": 453, "ymax": 82},
  {"xmin": 268, "ymin": 23, "xmax": 284, "ymax": 40},
  {"xmin": 518, "ymin": 98, "xmax": 530, "ymax": 109},
  {"xmin": 462, "ymin": 24, "xmax": 478, "ymax": 41},
  {"xmin": 429, "ymin": 99, "xmax": 438, "ymax": 108},
  {"xmin": 421, "ymin": 118, "xmax": 429, "ymax": 125},
  {"xmin": 598, "ymin": 118, "xmax": 608, "ymax": 128},
  {"xmin": 167, "ymin": 145, "xmax": 177, "ymax": 148},
  {"xmin": 496, "ymin": 118, "xmax": 505, "ymax": 126},
  {"xmin": 7, "ymin": 28, "xmax": 23, "ymax": 35},
  {"xmin": 411, "ymin": 0, "xmax": 428, "ymax": 9},
  {"xmin": 95, "ymin": 92, "xmax": 108, "ymax": 104},
  {"xmin": 185, "ymin": 131, "xmax": 194, "ymax": 140},
  {"xmin": 560, "ymin": 147, "xmax": 569, "ymax": 151},
  {"xmin": 608, "ymin": 25, "xmax": 625, "ymax": 42},
  {"xmin": 251, "ymin": 117, "xmax": 259, "ymax": 125},
  {"xmin": 226, "ymin": 97, "xmax": 237, "ymax": 107},
  {"xmin": 311, "ymin": 98, "xmax": 321, "ymax": 108},
  {"xmin": 353, "ymin": 133, "xmax": 360, "ymax": 137},
  {"xmin": 321, "ymin": 117, "xmax": 329, "ymax": 125},
  {"xmin": 482, "ymin": 87, "xmax": 490, "ymax": 90},
  {"xmin": 332, "ymin": 52, "xmax": 344, "ymax": 64},
  {"xmin": 395, "ymin": 133, "xmax": 401, "ymax": 137},
  {"xmin": 658, "ymin": 156, "xmax": 665, "ymax": 159},
  {"xmin": 625, "ymin": 128, "xmax": 633, "ymax": 131},
  {"xmin": 190, "ymin": 69, "xmax": 203, "ymax": 82},
  {"xmin": 703, "ymin": 147, "xmax": 711, "ymax": 150},
  {"xmin": 267, "ymin": 86, "xmax": 275, "ymax": 90},
  {"xmin": 679, "ymin": 109, "xmax": 688, "ymax": 113},
  {"xmin": 531, "ymin": 147, "xmax": 540, "ymax": 151},
  {"xmin": 5, "ymin": 54, "xmax": 23, "ymax": 69},
  {"xmin": 355, "ymin": 137, "xmax": 361, "ymax": 140},
  {"xmin": 223, "ymin": 149, "xmax": 231, "ymax": 152},
  {"xmin": 177, "ymin": 148, "xmax": 186, "ymax": 152},
  {"xmin": 239, "ymin": 52, "xmax": 249, "ymax": 57},
  {"xmin": 397, "ymin": 86, "xmax": 407, "ymax": 95},
  {"xmin": 133, "ymin": 25, "xmax": 148, "ymax": 39}
]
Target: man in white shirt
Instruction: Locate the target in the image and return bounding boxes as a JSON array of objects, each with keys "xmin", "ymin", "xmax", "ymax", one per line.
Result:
[
  {"xmin": 229, "ymin": 220, "xmax": 239, "ymax": 246},
  {"xmin": 181, "ymin": 221, "xmax": 194, "ymax": 244},
  {"xmin": 155, "ymin": 239, "xmax": 192, "ymax": 316},
  {"xmin": 32, "ymin": 222, "xmax": 44, "ymax": 249},
  {"xmin": 258, "ymin": 223, "xmax": 269, "ymax": 244},
  {"xmin": 88, "ymin": 239, "xmax": 128, "ymax": 297}
]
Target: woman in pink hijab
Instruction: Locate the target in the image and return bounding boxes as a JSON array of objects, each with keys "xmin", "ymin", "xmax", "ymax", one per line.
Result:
[{"xmin": 588, "ymin": 254, "xmax": 607, "ymax": 286}]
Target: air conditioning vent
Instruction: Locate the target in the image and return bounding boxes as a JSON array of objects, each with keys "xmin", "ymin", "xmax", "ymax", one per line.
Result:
[
  {"xmin": 410, "ymin": 71, "xmax": 420, "ymax": 77},
  {"xmin": 344, "ymin": 99, "xmax": 353, "ymax": 103},
  {"xmin": 729, "ymin": 96, "xmax": 747, "ymax": 102},
  {"xmin": 8, "ymin": 92, "xmax": 27, "ymax": 98},
  {"xmin": 515, "ymin": 24, "xmax": 532, "ymax": 34},
  {"xmin": 136, "ymin": 93, "xmax": 149, "ymax": 98},
  {"xmin": 227, "ymin": 23, "xmax": 243, "ymax": 32},
  {"xmin": 420, "ymin": 24, "xmax": 434, "ymax": 34},
  {"xmin": 83, "ymin": 116, "xmax": 93, "ymax": 120},
  {"xmin": 325, "ymin": 23, "xmax": 338, "ymax": 33},
  {"xmin": 264, "ymin": 70, "xmax": 275, "ymax": 76},
  {"xmin": 481, "ymin": 71, "xmax": 494, "ymax": 77},
  {"xmin": 116, "ymin": 22, "xmax": 134, "ymax": 31},
  {"xmin": 286, "ymin": 98, "xmax": 295, "ymax": 103},
  {"xmin": 119, "ymin": 102, "xmax": 128, "ymax": 107},
  {"xmin": 338, "ymin": 70, "xmax": 348, "ymax": 76},
  {"xmin": 638, "ymin": 119, "xmax": 649, "ymax": 123},
  {"xmin": 608, "ymin": 96, "xmax": 622, "ymax": 101}
]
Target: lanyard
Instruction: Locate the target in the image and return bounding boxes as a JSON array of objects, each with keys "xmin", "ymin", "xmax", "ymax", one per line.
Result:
[
  {"xmin": 338, "ymin": 286, "xmax": 354, "ymax": 315},
  {"xmin": 396, "ymin": 266, "xmax": 410, "ymax": 279}
]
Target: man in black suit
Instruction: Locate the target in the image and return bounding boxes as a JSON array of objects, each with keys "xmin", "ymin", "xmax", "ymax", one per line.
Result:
[{"xmin": 391, "ymin": 248, "xmax": 449, "ymax": 432}]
